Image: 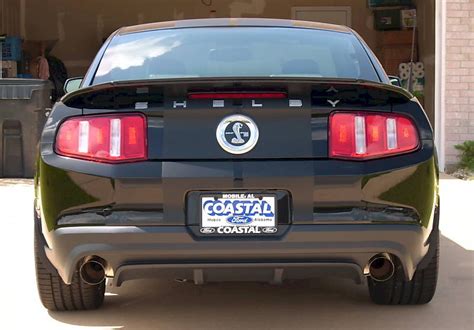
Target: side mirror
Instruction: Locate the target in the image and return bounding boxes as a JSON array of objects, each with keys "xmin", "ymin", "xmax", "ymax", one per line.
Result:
[
  {"xmin": 388, "ymin": 75, "xmax": 402, "ymax": 87},
  {"xmin": 64, "ymin": 77, "xmax": 83, "ymax": 94}
]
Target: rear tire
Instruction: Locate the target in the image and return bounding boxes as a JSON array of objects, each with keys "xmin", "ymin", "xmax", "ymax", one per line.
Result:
[
  {"xmin": 368, "ymin": 230, "xmax": 439, "ymax": 305},
  {"xmin": 34, "ymin": 218, "xmax": 105, "ymax": 311}
]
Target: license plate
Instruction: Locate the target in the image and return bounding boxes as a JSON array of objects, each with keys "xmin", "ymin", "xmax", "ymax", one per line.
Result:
[{"xmin": 200, "ymin": 193, "xmax": 277, "ymax": 235}]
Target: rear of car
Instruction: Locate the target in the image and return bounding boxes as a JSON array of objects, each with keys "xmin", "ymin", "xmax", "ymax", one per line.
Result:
[{"xmin": 34, "ymin": 19, "xmax": 439, "ymax": 311}]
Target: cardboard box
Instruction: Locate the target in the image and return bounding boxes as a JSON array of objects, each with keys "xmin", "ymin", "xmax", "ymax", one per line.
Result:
[
  {"xmin": 401, "ymin": 9, "xmax": 417, "ymax": 29},
  {"xmin": 1, "ymin": 60, "xmax": 17, "ymax": 78}
]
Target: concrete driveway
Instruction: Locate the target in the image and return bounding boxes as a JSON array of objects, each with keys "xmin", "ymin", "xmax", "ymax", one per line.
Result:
[{"xmin": 1, "ymin": 176, "xmax": 473, "ymax": 330}]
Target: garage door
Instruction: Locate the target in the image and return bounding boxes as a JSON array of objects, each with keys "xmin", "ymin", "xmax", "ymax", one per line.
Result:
[{"xmin": 292, "ymin": 6, "xmax": 352, "ymax": 27}]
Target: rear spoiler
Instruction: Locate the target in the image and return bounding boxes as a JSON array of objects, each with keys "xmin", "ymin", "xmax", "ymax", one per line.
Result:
[{"xmin": 61, "ymin": 77, "xmax": 414, "ymax": 109}]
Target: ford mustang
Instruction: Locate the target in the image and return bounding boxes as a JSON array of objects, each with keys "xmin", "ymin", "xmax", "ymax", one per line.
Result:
[{"xmin": 34, "ymin": 18, "xmax": 439, "ymax": 311}]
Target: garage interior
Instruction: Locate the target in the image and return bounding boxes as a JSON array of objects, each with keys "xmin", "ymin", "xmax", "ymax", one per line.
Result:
[{"xmin": 1, "ymin": 0, "xmax": 436, "ymax": 177}]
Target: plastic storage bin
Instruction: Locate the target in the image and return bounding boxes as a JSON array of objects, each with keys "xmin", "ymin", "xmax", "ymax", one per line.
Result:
[{"xmin": 0, "ymin": 79, "xmax": 53, "ymax": 178}]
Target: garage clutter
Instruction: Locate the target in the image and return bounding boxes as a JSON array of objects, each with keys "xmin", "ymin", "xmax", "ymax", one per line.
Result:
[
  {"xmin": 1, "ymin": 36, "xmax": 21, "ymax": 78},
  {"xmin": 0, "ymin": 78, "xmax": 53, "ymax": 178},
  {"xmin": 371, "ymin": 0, "xmax": 424, "ymax": 98},
  {"xmin": 399, "ymin": 62, "xmax": 425, "ymax": 96},
  {"xmin": 1, "ymin": 36, "xmax": 68, "ymax": 101},
  {"xmin": 0, "ymin": 35, "xmax": 61, "ymax": 178}
]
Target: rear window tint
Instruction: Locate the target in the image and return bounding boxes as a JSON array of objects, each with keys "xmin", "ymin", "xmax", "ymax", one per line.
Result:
[{"xmin": 93, "ymin": 27, "xmax": 379, "ymax": 84}]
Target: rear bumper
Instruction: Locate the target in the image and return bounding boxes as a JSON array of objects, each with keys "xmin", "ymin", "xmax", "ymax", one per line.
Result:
[
  {"xmin": 37, "ymin": 147, "xmax": 439, "ymax": 286},
  {"xmin": 43, "ymin": 223, "xmax": 431, "ymax": 286}
]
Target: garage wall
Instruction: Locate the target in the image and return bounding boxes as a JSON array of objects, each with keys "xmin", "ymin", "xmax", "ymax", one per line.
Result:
[
  {"xmin": 414, "ymin": 0, "xmax": 436, "ymax": 126},
  {"xmin": 17, "ymin": 0, "xmax": 436, "ymax": 133},
  {"xmin": 443, "ymin": 0, "xmax": 474, "ymax": 168},
  {"xmin": 0, "ymin": 0, "xmax": 21, "ymax": 36},
  {"xmin": 21, "ymin": 0, "xmax": 377, "ymax": 76}
]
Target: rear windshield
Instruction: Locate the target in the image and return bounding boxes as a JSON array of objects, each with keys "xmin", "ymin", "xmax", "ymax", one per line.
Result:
[{"xmin": 93, "ymin": 27, "xmax": 379, "ymax": 84}]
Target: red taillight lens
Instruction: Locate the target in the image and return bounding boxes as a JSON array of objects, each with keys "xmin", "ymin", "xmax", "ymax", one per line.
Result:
[
  {"xmin": 56, "ymin": 114, "xmax": 147, "ymax": 163},
  {"xmin": 329, "ymin": 112, "xmax": 419, "ymax": 160}
]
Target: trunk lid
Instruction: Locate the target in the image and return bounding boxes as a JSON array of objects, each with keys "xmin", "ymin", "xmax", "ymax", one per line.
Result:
[{"xmin": 62, "ymin": 78, "xmax": 413, "ymax": 160}]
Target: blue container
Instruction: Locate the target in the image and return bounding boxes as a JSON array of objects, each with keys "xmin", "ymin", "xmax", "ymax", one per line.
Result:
[
  {"xmin": 369, "ymin": 0, "xmax": 412, "ymax": 7},
  {"xmin": 17, "ymin": 73, "xmax": 33, "ymax": 79},
  {"xmin": 1, "ymin": 36, "xmax": 22, "ymax": 61}
]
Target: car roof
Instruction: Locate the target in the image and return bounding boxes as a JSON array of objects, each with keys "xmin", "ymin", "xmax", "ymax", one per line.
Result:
[{"xmin": 117, "ymin": 18, "xmax": 352, "ymax": 35}]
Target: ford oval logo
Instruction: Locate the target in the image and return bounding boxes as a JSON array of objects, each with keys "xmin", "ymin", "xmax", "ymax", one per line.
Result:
[
  {"xmin": 226, "ymin": 215, "xmax": 253, "ymax": 225},
  {"xmin": 262, "ymin": 227, "xmax": 278, "ymax": 234},
  {"xmin": 200, "ymin": 227, "xmax": 216, "ymax": 234}
]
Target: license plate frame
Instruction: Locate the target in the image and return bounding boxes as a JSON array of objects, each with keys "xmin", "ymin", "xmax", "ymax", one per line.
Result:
[{"xmin": 199, "ymin": 192, "xmax": 278, "ymax": 235}]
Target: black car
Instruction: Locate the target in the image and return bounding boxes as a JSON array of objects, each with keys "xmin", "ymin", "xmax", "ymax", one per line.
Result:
[{"xmin": 34, "ymin": 18, "xmax": 439, "ymax": 311}]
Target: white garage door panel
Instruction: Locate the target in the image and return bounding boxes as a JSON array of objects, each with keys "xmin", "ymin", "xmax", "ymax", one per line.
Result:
[{"xmin": 292, "ymin": 6, "xmax": 352, "ymax": 27}]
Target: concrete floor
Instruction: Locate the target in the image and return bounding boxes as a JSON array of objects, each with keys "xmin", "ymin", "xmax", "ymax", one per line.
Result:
[{"xmin": 0, "ymin": 176, "xmax": 473, "ymax": 330}]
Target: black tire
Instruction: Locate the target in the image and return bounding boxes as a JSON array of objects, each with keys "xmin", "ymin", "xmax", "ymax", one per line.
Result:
[
  {"xmin": 34, "ymin": 219, "xmax": 105, "ymax": 311},
  {"xmin": 368, "ymin": 230, "xmax": 439, "ymax": 305}
]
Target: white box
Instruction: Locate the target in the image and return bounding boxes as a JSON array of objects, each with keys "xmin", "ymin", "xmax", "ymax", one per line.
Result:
[{"xmin": 401, "ymin": 9, "xmax": 417, "ymax": 29}]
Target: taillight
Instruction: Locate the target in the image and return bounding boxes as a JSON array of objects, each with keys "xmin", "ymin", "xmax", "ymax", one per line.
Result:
[
  {"xmin": 188, "ymin": 92, "xmax": 287, "ymax": 99},
  {"xmin": 56, "ymin": 114, "xmax": 147, "ymax": 163},
  {"xmin": 329, "ymin": 112, "xmax": 419, "ymax": 160}
]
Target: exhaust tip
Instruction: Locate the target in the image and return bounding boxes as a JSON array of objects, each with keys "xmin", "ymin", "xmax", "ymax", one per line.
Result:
[
  {"xmin": 368, "ymin": 253, "xmax": 395, "ymax": 282},
  {"xmin": 80, "ymin": 257, "xmax": 106, "ymax": 285}
]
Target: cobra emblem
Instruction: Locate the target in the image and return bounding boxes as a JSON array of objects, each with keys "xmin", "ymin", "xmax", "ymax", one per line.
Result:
[
  {"xmin": 216, "ymin": 115, "xmax": 259, "ymax": 155},
  {"xmin": 231, "ymin": 123, "xmax": 245, "ymax": 144}
]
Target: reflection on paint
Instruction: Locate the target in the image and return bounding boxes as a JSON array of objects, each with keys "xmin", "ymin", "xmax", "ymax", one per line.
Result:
[{"xmin": 95, "ymin": 35, "xmax": 181, "ymax": 77}]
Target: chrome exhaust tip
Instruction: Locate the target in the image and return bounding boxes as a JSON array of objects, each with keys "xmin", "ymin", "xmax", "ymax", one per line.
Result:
[
  {"xmin": 368, "ymin": 253, "xmax": 395, "ymax": 282},
  {"xmin": 79, "ymin": 256, "xmax": 106, "ymax": 285}
]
